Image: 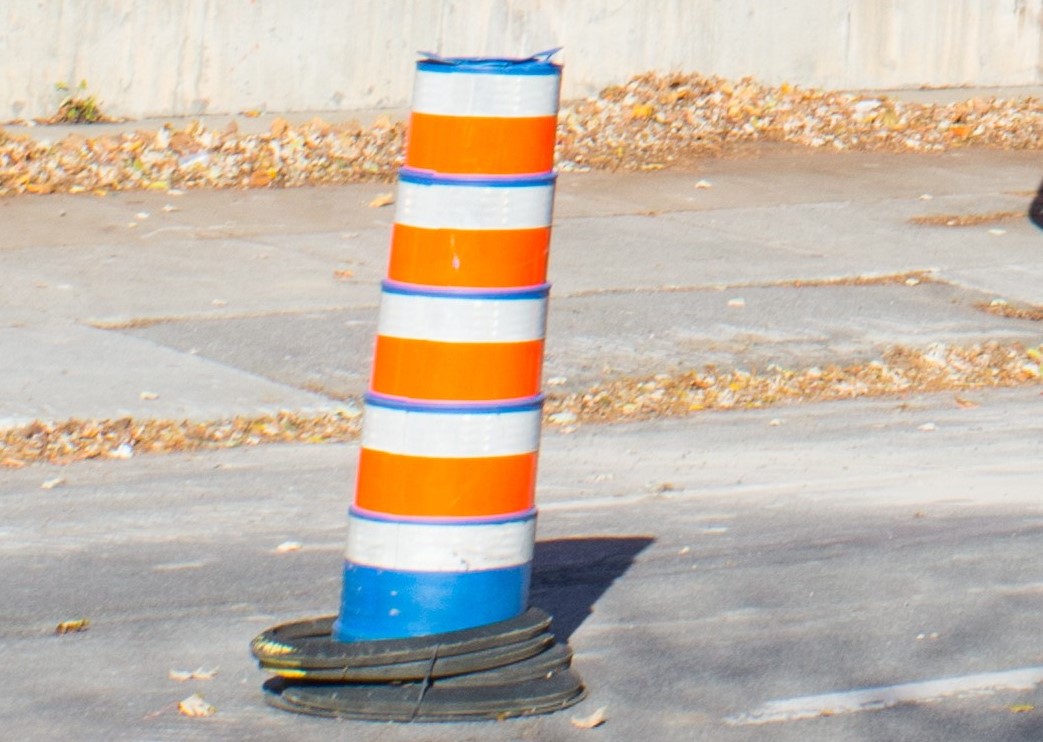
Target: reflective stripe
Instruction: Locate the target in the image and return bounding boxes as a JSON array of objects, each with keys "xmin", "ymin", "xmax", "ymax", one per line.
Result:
[
  {"xmin": 371, "ymin": 337, "xmax": 543, "ymax": 401},
  {"xmin": 333, "ymin": 562, "xmax": 531, "ymax": 641},
  {"xmin": 412, "ymin": 69, "xmax": 560, "ymax": 117},
  {"xmin": 388, "ymin": 224, "xmax": 551, "ymax": 288},
  {"xmin": 396, "ymin": 177, "xmax": 554, "ymax": 230},
  {"xmin": 345, "ymin": 512, "xmax": 535, "ymax": 572},
  {"xmin": 355, "ymin": 449, "xmax": 536, "ymax": 517},
  {"xmin": 363, "ymin": 403, "xmax": 540, "ymax": 458},
  {"xmin": 377, "ymin": 291, "xmax": 546, "ymax": 343}
]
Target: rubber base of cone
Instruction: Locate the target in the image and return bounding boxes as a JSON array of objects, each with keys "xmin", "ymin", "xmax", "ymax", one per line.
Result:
[
  {"xmin": 269, "ymin": 633, "xmax": 556, "ymax": 682},
  {"xmin": 262, "ymin": 664, "xmax": 585, "ymax": 722},
  {"xmin": 252, "ymin": 607, "xmax": 552, "ymax": 680},
  {"xmin": 253, "ymin": 608, "xmax": 586, "ymax": 722}
]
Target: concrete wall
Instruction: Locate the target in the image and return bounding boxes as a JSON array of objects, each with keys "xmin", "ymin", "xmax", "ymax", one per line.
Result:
[{"xmin": 2, "ymin": 0, "xmax": 1041, "ymax": 121}]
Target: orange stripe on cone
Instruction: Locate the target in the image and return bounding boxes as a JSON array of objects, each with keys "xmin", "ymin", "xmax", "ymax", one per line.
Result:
[
  {"xmin": 371, "ymin": 337, "xmax": 544, "ymax": 401},
  {"xmin": 355, "ymin": 449, "xmax": 537, "ymax": 517},
  {"xmin": 406, "ymin": 113, "xmax": 557, "ymax": 175},
  {"xmin": 388, "ymin": 224, "xmax": 550, "ymax": 288}
]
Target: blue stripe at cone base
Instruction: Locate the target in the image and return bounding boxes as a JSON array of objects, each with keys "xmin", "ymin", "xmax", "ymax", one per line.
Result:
[{"xmin": 332, "ymin": 562, "xmax": 532, "ymax": 642}]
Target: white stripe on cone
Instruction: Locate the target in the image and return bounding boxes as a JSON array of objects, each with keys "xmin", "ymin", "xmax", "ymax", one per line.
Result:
[
  {"xmin": 377, "ymin": 291, "xmax": 546, "ymax": 343},
  {"xmin": 346, "ymin": 514, "xmax": 536, "ymax": 572},
  {"xmin": 395, "ymin": 179, "xmax": 554, "ymax": 231},
  {"xmin": 412, "ymin": 70, "xmax": 560, "ymax": 118},
  {"xmin": 362, "ymin": 403, "xmax": 541, "ymax": 458}
]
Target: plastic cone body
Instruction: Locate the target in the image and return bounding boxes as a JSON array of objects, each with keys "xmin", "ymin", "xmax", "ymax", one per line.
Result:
[{"xmin": 335, "ymin": 52, "xmax": 562, "ymax": 641}]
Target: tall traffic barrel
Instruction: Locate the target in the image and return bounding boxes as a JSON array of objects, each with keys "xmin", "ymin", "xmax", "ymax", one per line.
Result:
[{"xmin": 334, "ymin": 50, "xmax": 562, "ymax": 642}]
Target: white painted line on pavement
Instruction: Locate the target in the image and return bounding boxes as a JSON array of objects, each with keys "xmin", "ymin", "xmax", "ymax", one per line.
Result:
[{"xmin": 727, "ymin": 666, "xmax": 1043, "ymax": 725}]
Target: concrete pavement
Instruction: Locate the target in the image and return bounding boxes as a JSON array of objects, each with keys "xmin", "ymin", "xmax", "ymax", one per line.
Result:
[
  {"xmin": 1, "ymin": 146, "xmax": 1041, "ymax": 425},
  {"xmin": 1, "ymin": 138, "xmax": 1042, "ymax": 739}
]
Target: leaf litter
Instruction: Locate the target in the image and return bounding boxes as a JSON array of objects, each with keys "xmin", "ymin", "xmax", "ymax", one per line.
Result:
[
  {"xmin": 908, "ymin": 210, "xmax": 1024, "ymax": 227},
  {"xmin": 0, "ymin": 74, "xmax": 1040, "ymax": 460},
  {"xmin": 2, "ymin": 71, "xmax": 1041, "ymax": 196},
  {"xmin": 1, "ymin": 342, "xmax": 1040, "ymax": 465}
]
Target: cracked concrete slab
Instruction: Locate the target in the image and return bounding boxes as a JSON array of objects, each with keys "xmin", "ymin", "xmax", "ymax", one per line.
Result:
[{"xmin": 1, "ymin": 147, "xmax": 1040, "ymax": 426}]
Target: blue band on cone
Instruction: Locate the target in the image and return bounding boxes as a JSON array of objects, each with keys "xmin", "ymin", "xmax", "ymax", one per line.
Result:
[
  {"xmin": 416, "ymin": 50, "xmax": 561, "ymax": 76},
  {"xmin": 332, "ymin": 562, "xmax": 531, "ymax": 641}
]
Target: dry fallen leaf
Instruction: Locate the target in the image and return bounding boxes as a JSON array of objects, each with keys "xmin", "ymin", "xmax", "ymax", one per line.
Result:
[
  {"xmin": 1, "ymin": 458, "xmax": 26, "ymax": 469},
  {"xmin": 140, "ymin": 391, "xmax": 160, "ymax": 401},
  {"xmin": 178, "ymin": 693, "xmax": 216, "ymax": 717},
  {"xmin": 248, "ymin": 169, "xmax": 273, "ymax": 188},
  {"xmin": 954, "ymin": 396, "xmax": 980, "ymax": 409},
  {"xmin": 270, "ymin": 117, "xmax": 290, "ymax": 137},
  {"xmin": 332, "ymin": 269, "xmax": 354, "ymax": 280},
  {"xmin": 275, "ymin": 541, "xmax": 303, "ymax": 553},
  {"xmin": 571, "ymin": 705, "xmax": 608, "ymax": 729},
  {"xmin": 41, "ymin": 477, "xmax": 65, "ymax": 489},
  {"xmin": 5, "ymin": 73, "xmax": 1042, "ymax": 199},
  {"xmin": 368, "ymin": 192, "xmax": 394, "ymax": 208},
  {"xmin": 55, "ymin": 618, "xmax": 90, "ymax": 635},
  {"xmin": 1009, "ymin": 704, "xmax": 1034, "ymax": 713}
]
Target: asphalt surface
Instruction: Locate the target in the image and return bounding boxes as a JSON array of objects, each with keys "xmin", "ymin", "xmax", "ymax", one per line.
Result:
[{"xmin": 1, "ymin": 123, "xmax": 1042, "ymax": 740}]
